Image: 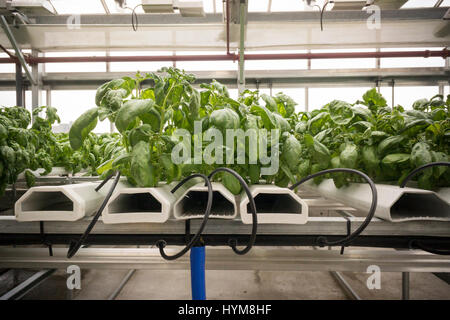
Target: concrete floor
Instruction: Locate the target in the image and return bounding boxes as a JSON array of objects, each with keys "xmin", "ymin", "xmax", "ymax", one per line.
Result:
[{"xmin": 0, "ymin": 268, "xmax": 447, "ymax": 300}]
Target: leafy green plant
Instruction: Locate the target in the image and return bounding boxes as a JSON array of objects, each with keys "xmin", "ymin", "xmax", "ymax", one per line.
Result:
[
  {"xmin": 0, "ymin": 105, "xmax": 122, "ymax": 196},
  {"xmin": 294, "ymin": 88, "xmax": 449, "ymax": 189},
  {"xmin": 68, "ymin": 68, "xmax": 449, "ymax": 193}
]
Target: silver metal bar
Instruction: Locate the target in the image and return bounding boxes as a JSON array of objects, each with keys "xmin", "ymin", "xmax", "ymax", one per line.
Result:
[
  {"xmin": 0, "ymin": 247, "xmax": 448, "ymax": 272},
  {"xmin": 0, "ymin": 16, "xmax": 36, "ymax": 85},
  {"xmin": 402, "ymin": 272, "xmax": 410, "ymax": 300},
  {"xmin": 304, "ymin": 87, "xmax": 309, "ymax": 112},
  {"xmin": 0, "ymin": 67, "xmax": 447, "ymax": 90},
  {"xmin": 46, "ymin": 88, "xmax": 51, "ymax": 106},
  {"xmin": 391, "ymin": 79, "xmax": 395, "ymax": 107},
  {"xmin": 107, "ymin": 269, "xmax": 136, "ymax": 300},
  {"xmin": 1, "ymin": 215, "xmax": 450, "ymax": 237},
  {"xmin": 434, "ymin": 0, "xmax": 444, "ymax": 7},
  {"xmin": 15, "ymin": 63, "xmax": 23, "ymax": 106},
  {"xmin": 0, "ymin": 269, "xmax": 56, "ymax": 300},
  {"xmin": 31, "ymin": 49, "xmax": 42, "ymax": 112},
  {"xmin": 238, "ymin": 0, "xmax": 246, "ymax": 93},
  {"xmin": 100, "ymin": 0, "xmax": 110, "ymax": 14},
  {"xmin": 330, "ymin": 271, "xmax": 362, "ymax": 300}
]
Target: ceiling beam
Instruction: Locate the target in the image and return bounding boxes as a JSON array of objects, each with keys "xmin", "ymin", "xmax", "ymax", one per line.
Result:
[{"xmin": 24, "ymin": 8, "xmax": 448, "ymax": 25}]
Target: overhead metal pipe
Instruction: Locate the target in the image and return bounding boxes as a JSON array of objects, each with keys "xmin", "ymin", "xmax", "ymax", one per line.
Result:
[
  {"xmin": 0, "ymin": 49, "xmax": 447, "ymax": 64},
  {"xmin": 0, "ymin": 49, "xmax": 450, "ymax": 64}
]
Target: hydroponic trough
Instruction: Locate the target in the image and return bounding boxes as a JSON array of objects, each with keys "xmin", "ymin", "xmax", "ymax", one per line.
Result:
[{"xmin": 239, "ymin": 185, "xmax": 308, "ymax": 224}]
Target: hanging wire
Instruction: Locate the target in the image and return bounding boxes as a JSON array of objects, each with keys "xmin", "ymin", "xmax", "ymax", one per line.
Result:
[
  {"xmin": 131, "ymin": 4, "xmax": 142, "ymax": 32},
  {"xmin": 123, "ymin": 4, "xmax": 143, "ymax": 31},
  {"xmin": 290, "ymin": 168, "xmax": 377, "ymax": 247},
  {"xmin": 156, "ymin": 174, "xmax": 213, "ymax": 260},
  {"xmin": 320, "ymin": 1, "xmax": 334, "ymax": 31},
  {"xmin": 399, "ymin": 162, "xmax": 450, "ymax": 188},
  {"xmin": 208, "ymin": 167, "xmax": 258, "ymax": 255}
]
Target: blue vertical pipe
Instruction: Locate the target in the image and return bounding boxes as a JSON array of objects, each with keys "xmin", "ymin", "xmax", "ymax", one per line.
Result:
[{"xmin": 190, "ymin": 246, "xmax": 206, "ymax": 300}]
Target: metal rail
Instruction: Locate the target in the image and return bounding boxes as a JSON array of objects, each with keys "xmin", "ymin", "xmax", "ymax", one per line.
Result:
[
  {"xmin": 1, "ymin": 215, "xmax": 449, "ymax": 237},
  {"xmin": 330, "ymin": 271, "xmax": 361, "ymax": 300},
  {"xmin": 0, "ymin": 247, "xmax": 448, "ymax": 272},
  {"xmin": 107, "ymin": 269, "xmax": 136, "ymax": 300},
  {"xmin": 1, "ymin": 68, "xmax": 447, "ymax": 89},
  {"xmin": 0, "ymin": 50, "xmax": 447, "ymax": 64},
  {"xmin": 0, "ymin": 269, "xmax": 55, "ymax": 300}
]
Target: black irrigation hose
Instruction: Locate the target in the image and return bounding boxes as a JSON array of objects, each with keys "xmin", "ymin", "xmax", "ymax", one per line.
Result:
[
  {"xmin": 95, "ymin": 172, "xmax": 115, "ymax": 192},
  {"xmin": 319, "ymin": 1, "xmax": 333, "ymax": 32},
  {"xmin": 156, "ymin": 174, "xmax": 213, "ymax": 261},
  {"xmin": 208, "ymin": 168, "xmax": 258, "ymax": 255},
  {"xmin": 399, "ymin": 161, "xmax": 450, "ymax": 188},
  {"xmin": 130, "ymin": 4, "xmax": 143, "ymax": 32},
  {"xmin": 400, "ymin": 162, "xmax": 450, "ymax": 255},
  {"xmin": 289, "ymin": 168, "xmax": 378, "ymax": 247},
  {"xmin": 409, "ymin": 240, "xmax": 450, "ymax": 256},
  {"xmin": 67, "ymin": 172, "xmax": 121, "ymax": 259}
]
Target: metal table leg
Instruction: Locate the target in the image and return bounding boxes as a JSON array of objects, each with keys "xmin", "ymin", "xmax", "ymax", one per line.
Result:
[{"xmin": 402, "ymin": 272, "xmax": 410, "ymax": 300}]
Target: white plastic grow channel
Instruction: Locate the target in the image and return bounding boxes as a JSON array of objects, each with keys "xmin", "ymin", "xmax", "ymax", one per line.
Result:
[
  {"xmin": 102, "ymin": 182, "xmax": 181, "ymax": 224},
  {"xmin": 303, "ymin": 179, "xmax": 450, "ymax": 222},
  {"xmin": 239, "ymin": 185, "xmax": 308, "ymax": 224},
  {"xmin": 437, "ymin": 188, "xmax": 450, "ymax": 204},
  {"xmin": 17, "ymin": 167, "xmax": 69, "ymax": 180},
  {"xmin": 15, "ymin": 181, "xmax": 121, "ymax": 222},
  {"xmin": 173, "ymin": 182, "xmax": 238, "ymax": 220}
]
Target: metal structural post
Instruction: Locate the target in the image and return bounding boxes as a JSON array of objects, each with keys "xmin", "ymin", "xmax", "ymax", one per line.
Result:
[
  {"xmin": 402, "ymin": 272, "xmax": 410, "ymax": 300},
  {"xmin": 15, "ymin": 63, "xmax": 23, "ymax": 107},
  {"xmin": 46, "ymin": 88, "xmax": 51, "ymax": 107},
  {"xmin": 391, "ymin": 79, "xmax": 395, "ymax": 107},
  {"xmin": 31, "ymin": 49, "xmax": 43, "ymax": 114},
  {"xmin": 237, "ymin": 0, "xmax": 247, "ymax": 94},
  {"xmin": 438, "ymin": 82, "xmax": 444, "ymax": 96},
  {"xmin": 305, "ymin": 87, "xmax": 309, "ymax": 112}
]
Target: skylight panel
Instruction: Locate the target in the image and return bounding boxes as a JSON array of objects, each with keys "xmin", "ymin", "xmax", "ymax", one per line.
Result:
[
  {"xmin": 249, "ymin": 0, "xmax": 269, "ymax": 12},
  {"xmin": 51, "ymin": 0, "xmax": 106, "ymax": 14}
]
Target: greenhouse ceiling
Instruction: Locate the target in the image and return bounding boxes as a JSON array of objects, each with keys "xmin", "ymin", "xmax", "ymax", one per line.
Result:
[
  {"xmin": 0, "ymin": 0, "xmax": 449, "ymax": 51},
  {"xmin": 15, "ymin": 0, "xmax": 450, "ymax": 15}
]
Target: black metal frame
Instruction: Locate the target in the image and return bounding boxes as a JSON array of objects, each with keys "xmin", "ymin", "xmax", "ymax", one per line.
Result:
[{"xmin": 1, "ymin": 233, "xmax": 450, "ymax": 250}]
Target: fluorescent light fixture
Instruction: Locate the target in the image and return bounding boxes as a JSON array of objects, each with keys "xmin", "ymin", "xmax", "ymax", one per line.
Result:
[
  {"xmin": 141, "ymin": 0, "xmax": 174, "ymax": 13},
  {"xmin": 178, "ymin": 0, "xmax": 205, "ymax": 17},
  {"xmin": 9, "ymin": 0, "xmax": 56, "ymax": 15},
  {"xmin": 331, "ymin": 0, "xmax": 366, "ymax": 10}
]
